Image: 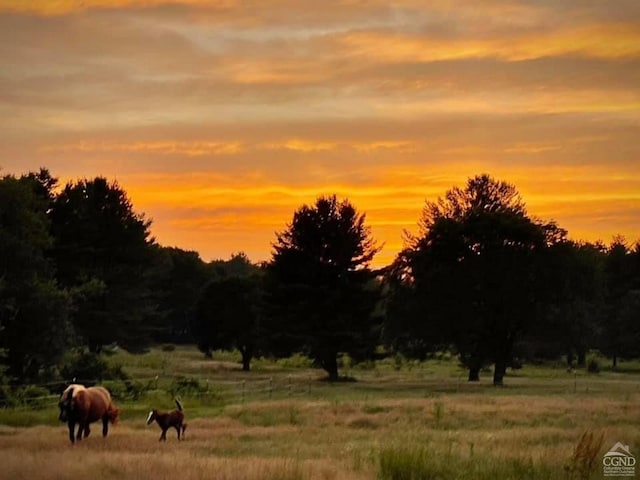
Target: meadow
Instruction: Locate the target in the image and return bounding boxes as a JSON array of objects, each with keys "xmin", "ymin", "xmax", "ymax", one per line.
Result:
[{"xmin": 1, "ymin": 346, "xmax": 639, "ymax": 480}]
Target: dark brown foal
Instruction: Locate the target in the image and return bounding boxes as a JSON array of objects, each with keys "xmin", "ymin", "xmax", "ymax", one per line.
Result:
[{"xmin": 146, "ymin": 399, "xmax": 187, "ymax": 441}]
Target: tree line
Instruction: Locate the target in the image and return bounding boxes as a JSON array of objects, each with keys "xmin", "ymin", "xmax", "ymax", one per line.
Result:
[{"xmin": 1, "ymin": 169, "xmax": 638, "ymax": 387}]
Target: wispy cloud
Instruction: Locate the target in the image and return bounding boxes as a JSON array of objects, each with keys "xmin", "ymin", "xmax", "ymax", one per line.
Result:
[{"xmin": 2, "ymin": 0, "xmax": 639, "ymax": 263}]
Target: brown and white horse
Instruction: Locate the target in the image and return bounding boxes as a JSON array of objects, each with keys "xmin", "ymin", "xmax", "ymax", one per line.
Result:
[
  {"xmin": 58, "ymin": 384, "xmax": 119, "ymax": 444},
  {"xmin": 146, "ymin": 399, "xmax": 187, "ymax": 441}
]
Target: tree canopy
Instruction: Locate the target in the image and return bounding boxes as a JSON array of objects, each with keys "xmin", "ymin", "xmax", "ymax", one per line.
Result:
[
  {"xmin": 265, "ymin": 195, "xmax": 382, "ymax": 380},
  {"xmin": 1, "ymin": 168, "xmax": 640, "ymax": 385},
  {"xmin": 50, "ymin": 177, "xmax": 157, "ymax": 353},
  {"xmin": 388, "ymin": 174, "xmax": 560, "ymax": 384},
  {"xmin": 0, "ymin": 171, "xmax": 72, "ymax": 381},
  {"xmin": 194, "ymin": 275, "xmax": 262, "ymax": 371}
]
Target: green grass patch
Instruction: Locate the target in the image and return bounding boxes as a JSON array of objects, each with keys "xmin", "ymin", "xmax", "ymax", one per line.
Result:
[{"xmin": 378, "ymin": 445, "xmax": 556, "ymax": 480}]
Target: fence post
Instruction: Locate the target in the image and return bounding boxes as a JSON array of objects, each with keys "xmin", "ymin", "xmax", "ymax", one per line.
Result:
[{"xmin": 269, "ymin": 377, "xmax": 273, "ymax": 400}]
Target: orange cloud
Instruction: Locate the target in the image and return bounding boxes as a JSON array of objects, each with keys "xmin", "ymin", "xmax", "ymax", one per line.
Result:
[
  {"xmin": 341, "ymin": 24, "xmax": 640, "ymax": 62},
  {"xmin": 40, "ymin": 140, "xmax": 245, "ymax": 156},
  {"xmin": 260, "ymin": 139, "xmax": 337, "ymax": 153},
  {"xmin": 107, "ymin": 160, "xmax": 640, "ymax": 267},
  {"xmin": 3, "ymin": 1, "xmax": 639, "ymax": 266},
  {"xmin": 0, "ymin": 0, "xmax": 237, "ymax": 15}
]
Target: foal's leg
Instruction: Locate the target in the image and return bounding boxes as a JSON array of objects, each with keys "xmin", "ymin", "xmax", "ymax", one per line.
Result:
[
  {"xmin": 175, "ymin": 424, "xmax": 181, "ymax": 440},
  {"xmin": 159, "ymin": 428, "xmax": 167, "ymax": 441}
]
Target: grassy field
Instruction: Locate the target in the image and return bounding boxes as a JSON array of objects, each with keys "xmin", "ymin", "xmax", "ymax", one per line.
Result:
[{"xmin": 1, "ymin": 346, "xmax": 639, "ymax": 480}]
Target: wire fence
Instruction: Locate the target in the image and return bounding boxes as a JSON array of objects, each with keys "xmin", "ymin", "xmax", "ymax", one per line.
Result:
[{"xmin": 0, "ymin": 374, "xmax": 320, "ymax": 411}]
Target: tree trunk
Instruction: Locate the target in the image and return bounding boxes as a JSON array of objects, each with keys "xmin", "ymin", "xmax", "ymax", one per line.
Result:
[
  {"xmin": 493, "ymin": 359, "xmax": 506, "ymax": 386},
  {"xmin": 240, "ymin": 346, "xmax": 252, "ymax": 372},
  {"xmin": 567, "ymin": 349, "xmax": 575, "ymax": 369},
  {"xmin": 322, "ymin": 355, "xmax": 339, "ymax": 381},
  {"xmin": 612, "ymin": 355, "xmax": 617, "ymax": 369},
  {"xmin": 468, "ymin": 366, "xmax": 480, "ymax": 382},
  {"xmin": 577, "ymin": 349, "xmax": 586, "ymax": 368}
]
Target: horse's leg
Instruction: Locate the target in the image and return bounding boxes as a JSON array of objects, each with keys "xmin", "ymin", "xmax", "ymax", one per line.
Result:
[
  {"xmin": 102, "ymin": 415, "xmax": 109, "ymax": 437},
  {"xmin": 160, "ymin": 428, "xmax": 167, "ymax": 441},
  {"xmin": 76, "ymin": 422, "xmax": 84, "ymax": 442},
  {"xmin": 84, "ymin": 423, "xmax": 91, "ymax": 438},
  {"xmin": 175, "ymin": 425, "xmax": 181, "ymax": 440},
  {"xmin": 68, "ymin": 422, "xmax": 76, "ymax": 444}
]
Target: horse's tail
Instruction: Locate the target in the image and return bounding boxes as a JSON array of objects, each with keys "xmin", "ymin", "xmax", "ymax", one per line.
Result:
[
  {"xmin": 175, "ymin": 399, "xmax": 183, "ymax": 411},
  {"xmin": 107, "ymin": 404, "xmax": 120, "ymax": 424}
]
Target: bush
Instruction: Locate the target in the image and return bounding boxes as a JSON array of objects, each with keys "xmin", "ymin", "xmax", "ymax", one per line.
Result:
[
  {"xmin": 101, "ymin": 380, "xmax": 128, "ymax": 400},
  {"xmin": 15, "ymin": 385, "xmax": 53, "ymax": 408},
  {"xmin": 169, "ymin": 376, "xmax": 207, "ymax": 397},
  {"xmin": 586, "ymin": 356, "xmax": 600, "ymax": 374},
  {"xmin": 100, "ymin": 379, "xmax": 146, "ymax": 401},
  {"xmin": 60, "ymin": 349, "xmax": 129, "ymax": 383},
  {"xmin": 276, "ymin": 353, "xmax": 314, "ymax": 369}
]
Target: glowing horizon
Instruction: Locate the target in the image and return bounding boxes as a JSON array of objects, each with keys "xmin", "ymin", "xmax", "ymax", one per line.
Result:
[{"xmin": 2, "ymin": 1, "xmax": 639, "ymax": 267}]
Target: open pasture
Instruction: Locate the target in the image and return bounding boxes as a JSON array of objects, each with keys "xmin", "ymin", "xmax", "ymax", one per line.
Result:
[{"xmin": 1, "ymin": 347, "xmax": 639, "ymax": 480}]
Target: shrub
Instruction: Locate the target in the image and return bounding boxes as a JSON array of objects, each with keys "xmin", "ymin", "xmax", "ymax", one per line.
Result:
[
  {"xmin": 15, "ymin": 385, "xmax": 52, "ymax": 408},
  {"xmin": 586, "ymin": 356, "xmax": 600, "ymax": 374},
  {"xmin": 101, "ymin": 380, "xmax": 127, "ymax": 400},
  {"xmin": 169, "ymin": 376, "xmax": 206, "ymax": 397},
  {"xmin": 276, "ymin": 353, "xmax": 314, "ymax": 369},
  {"xmin": 60, "ymin": 349, "xmax": 129, "ymax": 383}
]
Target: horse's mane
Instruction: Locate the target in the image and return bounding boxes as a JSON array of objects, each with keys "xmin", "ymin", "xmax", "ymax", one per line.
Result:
[{"xmin": 62, "ymin": 383, "xmax": 87, "ymax": 400}]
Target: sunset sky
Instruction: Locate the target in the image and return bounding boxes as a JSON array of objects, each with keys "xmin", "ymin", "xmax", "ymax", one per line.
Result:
[{"xmin": 2, "ymin": 0, "xmax": 639, "ymax": 267}]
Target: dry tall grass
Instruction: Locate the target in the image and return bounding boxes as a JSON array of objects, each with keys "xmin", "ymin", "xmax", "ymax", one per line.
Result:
[{"xmin": 1, "ymin": 392, "xmax": 639, "ymax": 480}]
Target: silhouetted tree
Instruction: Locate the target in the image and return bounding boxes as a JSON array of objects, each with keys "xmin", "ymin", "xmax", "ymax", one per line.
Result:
[
  {"xmin": 265, "ymin": 195, "xmax": 382, "ymax": 381},
  {"xmin": 0, "ymin": 172, "xmax": 72, "ymax": 382},
  {"xmin": 383, "ymin": 250, "xmax": 448, "ymax": 360},
  {"xmin": 526, "ymin": 241, "xmax": 605, "ymax": 367},
  {"xmin": 393, "ymin": 174, "xmax": 556, "ymax": 384},
  {"xmin": 50, "ymin": 177, "xmax": 156, "ymax": 353},
  {"xmin": 152, "ymin": 246, "xmax": 210, "ymax": 342},
  {"xmin": 210, "ymin": 252, "xmax": 257, "ymax": 277},
  {"xmin": 193, "ymin": 275, "xmax": 262, "ymax": 370},
  {"xmin": 601, "ymin": 238, "xmax": 640, "ymax": 366}
]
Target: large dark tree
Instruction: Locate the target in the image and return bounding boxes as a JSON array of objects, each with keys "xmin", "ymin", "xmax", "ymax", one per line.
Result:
[
  {"xmin": 50, "ymin": 177, "xmax": 156, "ymax": 352},
  {"xmin": 193, "ymin": 275, "xmax": 262, "ymax": 371},
  {"xmin": 0, "ymin": 171, "xmax": 72, "ymax": 382},
  {"xmin": 390, "ymin": 174, "xmax": 556, "ymax": 384},
  {"xmin": 210, "ymin": 252, "xmax": 258, "ymax": 277},
  {"xmin": 601, "ymin": 238, "xmax": 640, "ymax": 366},
  {"xmin": 525, "ymin": 241, "xmax": 605, "ymax": 367},
  {"xmin": 265, "ymin": 195, "xmax": 382, "ymax": 381},
  {"xmin": 152, "ymin": 246, "xmax": 210, "ymax": 343}
]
